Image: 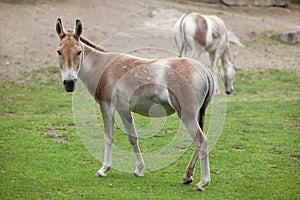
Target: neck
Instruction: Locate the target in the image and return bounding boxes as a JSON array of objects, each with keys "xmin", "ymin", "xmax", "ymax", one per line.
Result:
[
  {"xmin": 77, "ymin": 42, "xmax": 110, "ymax": 97},
  {"xmin": 78, "ymin": 42, "xmax": 94, "ymax": 81},
  {"xmin": 78, "ymin": 42, "xmax": 121, "ymax": 95},
  {"xmin": 221, "ymin": 47, "xmax": 233, "ymax": 69},
  {"xmin": 80, "ymin": 36, "xmax": 107, "ymax": 52}
]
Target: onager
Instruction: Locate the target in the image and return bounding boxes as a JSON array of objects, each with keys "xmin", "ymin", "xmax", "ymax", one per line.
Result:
[
  {"xmin": 56, "ymin": 18, "xmax": 215, "ymax": 191},
  {"xmin": 174, "ymin": 12, "xmax": 236, "ymax": 94}
]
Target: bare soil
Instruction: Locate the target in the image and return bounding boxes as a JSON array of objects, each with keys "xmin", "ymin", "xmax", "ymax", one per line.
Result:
[{"xmin": 0, "ymin": 0, "xmax": 299, "ymax": 83}]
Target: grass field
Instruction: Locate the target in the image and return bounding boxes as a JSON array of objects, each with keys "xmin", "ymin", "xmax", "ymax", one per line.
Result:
[{"xmin": 0, "ymin": 66, "xmax": 299, "ymax": 199}]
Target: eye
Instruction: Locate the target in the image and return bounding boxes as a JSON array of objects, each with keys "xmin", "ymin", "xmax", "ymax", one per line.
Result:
[
  {"xmin": 77, "ymin": 50, "xmax": 82, "ymax": 56},
  {"xmin": 57, "ymin": 50, "xmax": 62, "ymax": 56}
]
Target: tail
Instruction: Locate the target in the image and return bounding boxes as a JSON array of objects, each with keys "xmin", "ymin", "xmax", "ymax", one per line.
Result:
[
  {"xmin": 198, "ymin": 72, "xmax": 215, "ymax": 131},
  {"xmin": 174, "ymin": 13, "xmax": 189, "ymax": 57},
  {"xmin": 79, "ymin": 36, "xmax": 107, "ymax": 52}
]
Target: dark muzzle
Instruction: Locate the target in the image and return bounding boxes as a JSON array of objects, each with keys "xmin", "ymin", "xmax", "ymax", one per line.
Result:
[
  {"xmin": 225, "ymin": 88, "xmax": 233, "ymax": 95},
  {"xmin": 63, "ymin": 79, "xmax": 77, "ymax": 92}
]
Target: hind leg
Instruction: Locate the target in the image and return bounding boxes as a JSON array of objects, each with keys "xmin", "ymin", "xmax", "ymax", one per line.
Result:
[
  {"xmin": 181, "ymin": 117, "xmax": 210, "ymax": 191},
  {"xmin": 190, "ymin": 41, "xmax": 204, "ymax": 60},
  {"xmin": 210, "ymin": 52, "xmax": 221, "ymax": 95},
  {"xmin": 194, "ymin": 135, "xmax": 210, "ymax": 191}
]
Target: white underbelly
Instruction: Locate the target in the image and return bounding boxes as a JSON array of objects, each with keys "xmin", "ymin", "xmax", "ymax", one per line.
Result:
[{"xmin": 129, "ymin": 90, "xmax": 175, "ymax": 117}]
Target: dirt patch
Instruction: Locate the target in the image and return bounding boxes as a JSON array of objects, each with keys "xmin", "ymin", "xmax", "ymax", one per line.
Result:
[
  {"xmin": 44, "ymin": 129, "xmax": 67, "ymax": 142},
  {"xmin": 290, "ymin": 155, "xmax": 300, "ymax": 160},
  {"xmin": 233, "ymin": 146, "xmax": 245, "ymax": 151},
  {"xmin": 0, "ymin": 112, "xmax": 18, "ymax": 116},
  {"xmin": 0, "ymin": 0, "xmax": 299, "ymax": 84}
]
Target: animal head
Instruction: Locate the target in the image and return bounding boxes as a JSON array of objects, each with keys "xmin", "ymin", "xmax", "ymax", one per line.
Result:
[
  {"xmin": 56, "ymin": 18, "xmax": 83, "ymax": 92},
  {"xmin": 221, "ymin": 51, "xmax": 237, "ymax": 94}
]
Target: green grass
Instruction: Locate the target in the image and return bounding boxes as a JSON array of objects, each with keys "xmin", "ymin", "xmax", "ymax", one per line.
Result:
[
  {"xmin": 292, "ymin": 0, "xmax": 300, "ymax": 4},
  {"xmin": 1, "ymin": 67, "xmax": 299, "ymax": 199}
]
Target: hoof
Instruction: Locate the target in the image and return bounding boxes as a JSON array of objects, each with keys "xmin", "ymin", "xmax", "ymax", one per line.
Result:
[
  {"xmin": 95, "ymin": 171, "xmax": 107, "ymax": 177},
  {"xmin": 133, "ymin": 171, "xmax": 144, "ymax": 177},
  {"xmin": 193, "ymin": 180, "xmax": 209, "ymax": 191},
  {"xmin": 193, "ymin": 185, "xmax": 204, "ymax": 191},
  {"xmin": 95, "ymin": 166, "xmax": 111, "ymax": 177},
  {"xmin": 183, "ymin": 178, "xmax": 193, "ymax": 185}
]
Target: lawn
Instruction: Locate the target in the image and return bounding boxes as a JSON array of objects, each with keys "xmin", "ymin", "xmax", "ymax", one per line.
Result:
[{"xmin": 0, "ymin": 67, "xmax": 299, "ymax": 199}]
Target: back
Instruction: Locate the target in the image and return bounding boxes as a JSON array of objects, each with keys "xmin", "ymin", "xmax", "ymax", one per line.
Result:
[{"xmin": 174, "ymin": 12, "xmax": 228, "ymax": 53}]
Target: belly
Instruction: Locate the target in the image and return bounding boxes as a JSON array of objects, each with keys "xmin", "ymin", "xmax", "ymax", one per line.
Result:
[
  {"xmin": 128, "ymin": 88, "xmax": 175, "ymax": 117},
  {"xmin": 130, "ymin": 101, "xmax": 175, "ymax": 117}
]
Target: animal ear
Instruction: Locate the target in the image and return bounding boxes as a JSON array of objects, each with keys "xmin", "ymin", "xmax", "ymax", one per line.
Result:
[
  {"xmin": 74, "ymin": 19, "xmax": 82, "ymax": 39},
  {"xmin": 56, "ymin": 18, "xmax": 65, "ymax": 38}
]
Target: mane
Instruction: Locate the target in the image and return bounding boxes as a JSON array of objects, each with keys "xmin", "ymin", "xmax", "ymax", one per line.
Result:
[{"xmin": 79, "ymin": 36, "xmax": 107, "ymax": 52}]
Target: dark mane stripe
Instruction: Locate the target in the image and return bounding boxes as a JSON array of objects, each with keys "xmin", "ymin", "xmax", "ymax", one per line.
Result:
[{"xmin": 79, "ymin": 36, "xmax": 107, "ymax": 52}]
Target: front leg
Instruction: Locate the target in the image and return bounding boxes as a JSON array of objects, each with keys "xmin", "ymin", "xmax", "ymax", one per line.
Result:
[
  {"xmin": 118, "ymin": 110, "xmax": 145, "ymax": 177},
  {"xmin": 95, "ymin": 102, "xmax": 115, "ymax": 177},
  {"xmin": 96, "ymin": 143, "xmax": 112, "ymax": 177}
]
